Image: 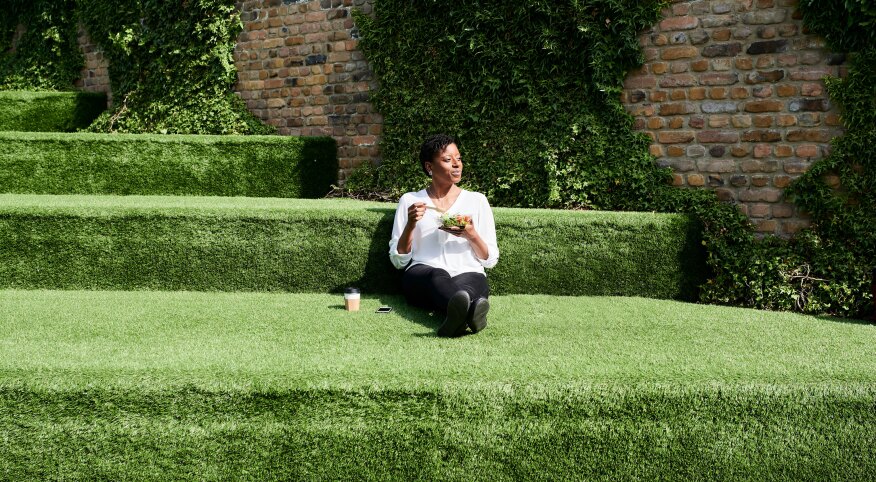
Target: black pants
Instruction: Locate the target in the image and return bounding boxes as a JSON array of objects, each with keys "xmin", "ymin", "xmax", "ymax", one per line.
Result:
[{"xmin": 402, "ymin": 264, "xmax": 490, "ymax": 313}]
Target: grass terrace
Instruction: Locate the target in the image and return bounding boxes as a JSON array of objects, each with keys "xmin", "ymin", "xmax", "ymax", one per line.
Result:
[{"xmin": 1, "ymin": 290, "xmax": 874, "ymax": 479}]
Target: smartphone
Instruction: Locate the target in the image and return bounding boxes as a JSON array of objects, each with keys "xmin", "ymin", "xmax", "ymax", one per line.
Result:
[{"xmin": 376, "ymin": 306, "xmax": 393, "ymax": 313}]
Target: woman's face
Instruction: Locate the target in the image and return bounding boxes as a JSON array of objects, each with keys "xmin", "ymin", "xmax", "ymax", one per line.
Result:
[{"xmin": 427, "ymin": 143, "xmax": 463, "ymax": 184}]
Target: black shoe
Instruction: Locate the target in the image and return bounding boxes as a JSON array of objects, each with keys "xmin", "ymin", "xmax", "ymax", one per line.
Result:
[
  {"xmin": 438, "ymin": 291, "xmax": 470, "ymax": 337},
  {"xmin": 467, "ymin": 297, "xmax": 489, "ymax": 333}
]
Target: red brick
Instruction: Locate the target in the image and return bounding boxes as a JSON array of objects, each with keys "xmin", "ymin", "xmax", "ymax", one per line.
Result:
[
  {"xmin": 671, "ymin": 62, "xmax": 690, "ymax": 74},
  {"xmin": 773, "ymin": 203, "xmax": 795, "ymax": 218},
  {"xmin": 667, "ymin": 145, "xmax": 686, "ymax": 156},
  {"xmin": 650, "ymin": 91, "xmax": 668, "ymax": 102},
  {"xmin": 784, "ymin": 161, "xmax": 811, "ymax": 174},
  {"xmin": 749, "ymin": 203, "xmax": 771, "ymax": 218},
  {"xmin": 700, "ymin": 72, "xmax": 739, "ymax": 85},
  {"xmin": 647, "ymin": 117, "xmax": 665, "ymax": 129},
  {"xmin": 750, "ymin": 175, "xmax": 770, "ymax": 187},
  {"xmin": 709, "ymin": 87, "xmax": 728, "ymax": 100},
  {"xmin": 796, "ymin": 144, "xmax": 819, "ymax": 158},
  {"xmin": 697, "ymin": 160, "xmax": 737, "ymax": 173},
  {"xmin": 735, "ymin": 58, "xmax": 753, "ymax": 70},
  {"xmin": 732, "ymin": 115, "xmax": 752, "ymax": 128},
  {"xmin": 662, "ymin": 46, "xmax": 699, "ymax": 60},
  {"xmin": 744, "ymin": 100, "xmax": 783, "ymax": 112},
  {"xmin": 689, "ymin": 87, "xmax": 707, "ymax": 100},
  {"xmin": 731, "ymin": 87, "xmax": 750, "ymax": 99},
  {"xmin": 691, "ymin": 59, "xmax": 710, "ymax": 71},
  {"xmin": 801, "ymin": 82, "xmax": 824, "ymax": 96},
  {"xmin": 732, "ymin": 146, "xmax": 751, "ymax": 157},
  {"xmin": 712, "ymin": 29, "xmax": 732, "ymax": 41},
  {"xmin": 687, "ymin": 174, "xmax": 705, "ymax": 186},
  {"xmin": 739, "ymin": 188, "xmax": 782, "ymax": 202},
  {"xmin": 660, "ymin": 16, "xmax": 699, "ymax": 31},
  {"xmin": 753, "ymin": 116, "xmax": 774, "ymax": 128},
  {"xmin": 624, "ymin": 76, "xmax": 657, "ymax": 89},
  {"xmin": 773, "ymin": 175, "xmax": 793, "ymax": 188},
  {"xmin": 659, "ymin": 74, "xmax": 697, "ymax": 88},
  {"xmin": 776, "ymin": 115, "xmax": 797, "ymax": 127},
  {"xmin": 657, "ymin": 131, "xmax": 696, "ymax": 143},
  {"xmin": 697, "ymin": 130, "xmax": 740, "ymax": 143},
  {"xmin": 755, "ymin": 220, "xmax": 778, "ymax": 233},
  {"xmin": 753, "ymin": 144, "xmax": 772, "ymax": 158},
  {"xmin": 775, "ymin": 145, "xmax": 794, "ymax": 157},
  {"xmin": 825, "ymin": 113, "xmax": 842, "ymax": 126},
  {"xmin": 709, "ymin": 116, "xmax": 730, "ymax": 128},
  {"xmin": 659, "ymin": 103, "xmax": 694, "ymax": 115},
  {"xmin": 789, "ymin": 67, "xmax": 832, "ymax": 81}
]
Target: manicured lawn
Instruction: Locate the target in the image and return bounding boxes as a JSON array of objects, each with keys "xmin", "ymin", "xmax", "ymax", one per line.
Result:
[
  {"xmin": 2, "ymin": 290, "xmax": 874, "ymax": 479},
  {"xmin": 1, "ymin": 289, "xmax": 874, "ymax": 389}
]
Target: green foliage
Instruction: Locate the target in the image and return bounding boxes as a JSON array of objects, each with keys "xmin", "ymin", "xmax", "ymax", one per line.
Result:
[
  {"xmin": 347, "ymin": 0, "xmax": 668, "ymax": 208},
  {"xmin": 783, "ymin": 3, "xmax": 875, "ymax": 317},
  {"xmin": 77, "ymin": 0, "xmax": 273, "ymax": 135},
  {"xmin": 0, "ymin": 90, "xmax": 106, "ymax": 131},
  {"xmin": 798, "ymin": 0, "xmax": 876, "ymax": 53},
  {"xmin": 0, "ymin": 132, "xmax": 336, "ymax": 198},
  {"xmin": 696, "ymin": 4, "xmax": 876, "ymax": 318},
  {"xmin": 0, "ymin": 195, "xmax": 703, "ymax": 299},
  {"xmin": 348, "ymin": 0, "xmax": 874, "ymax": 318},
  {"xmin": 0, "ymin": 0, "xmax": 83, "ymax": 91}
]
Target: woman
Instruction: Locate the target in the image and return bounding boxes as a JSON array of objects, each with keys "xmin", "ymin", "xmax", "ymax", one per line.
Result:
[{"xmin": 389, "ymin": 134, "xmax": 500, "ymax": 337}]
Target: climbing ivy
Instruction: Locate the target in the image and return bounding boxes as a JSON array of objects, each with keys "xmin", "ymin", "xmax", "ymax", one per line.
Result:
[
  {"xmin": 347, "ymin": 0, "xmax": 874, "ymax": 318},
  {"xmin": 1, "ymin": 0, "xmax": 83, "ymax": 91}
]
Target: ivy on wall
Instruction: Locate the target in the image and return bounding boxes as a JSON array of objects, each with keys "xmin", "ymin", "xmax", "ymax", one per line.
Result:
[
  {"xmin": 348, "ymin": 0, "xmax": 874, "ymax": 318},
  {"xmin": 1, "ymin": 0, "xmax": 83, "ymax": 91},
  {"xmin": 78, "ymin": 0, "xmax": 273, "ymax": 135},
  {"xmin": 2, "ymin": 0, "xmax": 272, "ymax": 135},
  {"xmin": 347, "ymin": 0, "xmax": 669, "ymax": 209}
]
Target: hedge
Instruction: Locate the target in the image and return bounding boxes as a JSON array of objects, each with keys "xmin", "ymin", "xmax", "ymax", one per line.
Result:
[
  {"xmin": 0, "ymin": 132, "xmax": 337, "ymax": 198},
  {"xmin": 0, "ymin": 195, "xmax": 706, "ymax": 298},
  {"xmin": 0, "ymin": 91, "xmax": 106, "ymax": 132}
]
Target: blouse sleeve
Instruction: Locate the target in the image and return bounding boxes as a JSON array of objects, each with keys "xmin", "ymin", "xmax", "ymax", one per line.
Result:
[
  {"xmin": 388, "ymin": 195, "xmax": 413, "ymax": 270},
  {"xmin": 475, "ymin": 193, "xmax": 500, "ymax": 269}
]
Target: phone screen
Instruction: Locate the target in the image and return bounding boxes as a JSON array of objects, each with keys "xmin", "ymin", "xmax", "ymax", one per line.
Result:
[{"xmin": 376, "ymin": 306, "xmax": 393, "ymax": 313}]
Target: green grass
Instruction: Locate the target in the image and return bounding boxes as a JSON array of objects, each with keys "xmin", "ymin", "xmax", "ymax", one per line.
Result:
[
  {"xmin": 0, "ymin": 132, "xmax": 337, "ymax": 198},
  {"xmin": 0, "ymin": 194, "xmax": 705, "ymax": 299},
  {"xmin": 1, "ymin": 290, "xmax": 874, "ymax": 479},
  {"xmin": 0, "ymin": 91, "xmax": 106, "ymax": 132},
  {"xmin": 2, "ymin": 290, "xmax": 873, "ymax": 388}
]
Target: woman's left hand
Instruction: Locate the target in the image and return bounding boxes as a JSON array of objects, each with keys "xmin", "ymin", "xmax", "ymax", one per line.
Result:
[{"xmin": 443, "ymin": 216, "xmax": 477, "ymax": 241}]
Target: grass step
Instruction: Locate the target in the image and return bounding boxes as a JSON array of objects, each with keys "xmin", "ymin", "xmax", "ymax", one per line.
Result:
[
  {"xmin": 0, "ymin": 90, "xmax": 106, "ymax": 132},
  {"xmin": 0, "ymin": 132, "xmax": 337, "ymax": 198},
  {"xmin": 0, "ymin": 195, "xmax": 705, "ymax": 298},
  {"xmin": 1, "ymin": 290, "xmax": 874, "ymax": 479}
]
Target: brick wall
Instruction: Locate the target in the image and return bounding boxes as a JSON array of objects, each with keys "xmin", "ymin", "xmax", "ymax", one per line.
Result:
[
  {"xmin": 72, "ymin": 0, "xmax": 844, "ymax": 234},
  {"xmin": 74, "ymin": 27, "xmax": 111, "ymax": 103},
  {"xmin": 234, "ymin": 0, "xmax": 380, "ymax": 182},
  {"xmin": 622, "ymin": 0, "xmax": 845, "ymax": 236}
]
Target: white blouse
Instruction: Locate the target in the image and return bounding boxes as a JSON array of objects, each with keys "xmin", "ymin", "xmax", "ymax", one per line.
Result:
[{"xmin": 389, "ymin": 189, "xmax": 500, "ymax": 277}]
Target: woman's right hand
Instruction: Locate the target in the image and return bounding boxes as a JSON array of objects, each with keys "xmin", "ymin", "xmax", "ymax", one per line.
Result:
[{"xmin": 407, "ymin": 202, "xmax": 426, "ymax": 225}]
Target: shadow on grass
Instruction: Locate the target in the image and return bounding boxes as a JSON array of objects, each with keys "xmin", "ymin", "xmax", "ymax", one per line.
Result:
[
  {"xmin": 813, "ymin": 314, "xmax": 876, "ymax": 326},
  {"xmin": 374, "ymin": 294, "xmax": 444, "ymax": 337}
]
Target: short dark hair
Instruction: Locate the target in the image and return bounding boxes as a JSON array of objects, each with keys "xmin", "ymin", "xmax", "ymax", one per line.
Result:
[{"xmin": 419, "ymin": 134, "xmax": 456, "ymax": 176}]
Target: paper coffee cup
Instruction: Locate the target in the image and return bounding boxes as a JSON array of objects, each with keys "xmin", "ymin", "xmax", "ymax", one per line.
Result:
[{"xmin": 344, "ymin": 287, "xmax": 360, "ymax": 311}]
